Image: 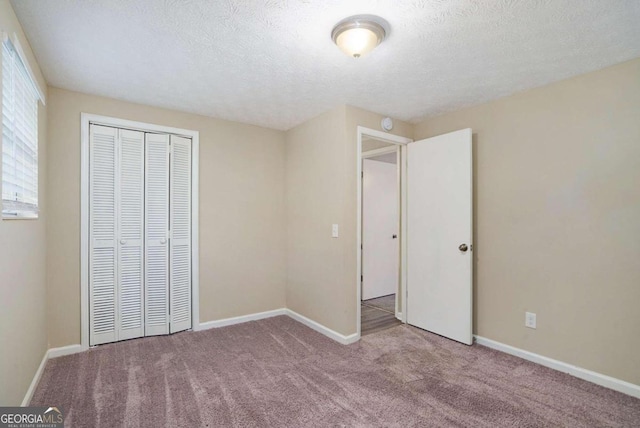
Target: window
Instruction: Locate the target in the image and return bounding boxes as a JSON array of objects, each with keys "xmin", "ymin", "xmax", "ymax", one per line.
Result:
[{"xmin": 2, "ymin": 38, "xmax": 39, "ymax": 218}]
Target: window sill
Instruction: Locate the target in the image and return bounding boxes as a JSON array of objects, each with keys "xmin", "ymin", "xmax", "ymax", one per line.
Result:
[{"xmin": 2, "ymin": 213, "xmax": 39, "ymax": 220}]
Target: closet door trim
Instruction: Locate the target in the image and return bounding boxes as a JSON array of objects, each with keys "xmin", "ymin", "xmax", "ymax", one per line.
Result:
[{"xmin": 81, "ymin": 113, "xmax": 200, "ymax": 351}]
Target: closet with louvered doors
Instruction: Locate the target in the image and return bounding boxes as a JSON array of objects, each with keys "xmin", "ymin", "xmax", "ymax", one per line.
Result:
[{"xmin": 89, "ymin": 125, "xmax": 192, "ymax": 346}]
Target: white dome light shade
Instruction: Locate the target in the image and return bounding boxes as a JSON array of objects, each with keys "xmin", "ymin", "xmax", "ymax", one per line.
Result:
[{"xmin": 332, "ymin": 16, "xmax": 387, "ymax": 58}]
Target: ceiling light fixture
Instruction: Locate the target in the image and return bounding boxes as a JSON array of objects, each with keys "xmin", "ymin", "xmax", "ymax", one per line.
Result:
[{"xmin": 331, "ymin": 15, "xmax": 388, "ymax": 58}]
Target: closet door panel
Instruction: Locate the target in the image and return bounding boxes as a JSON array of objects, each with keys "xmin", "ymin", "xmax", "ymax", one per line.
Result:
[
  {"xmin": 89, "ymin": 124, "xmax": 193, "ymax": 344},
  {"xmin": 118, "ymin": 129, "xmax": 145, "ymax": 341},
  {"xmin": 145, "ymin": 133, "xmax": 170, "ymax": 336},
  {"xmin": 89, "ymin": 125, "xmax": 117, "ymax": 346},
  {"xmin": 170, "ymin": 135, "xmax": 192, "ymax": 333}
]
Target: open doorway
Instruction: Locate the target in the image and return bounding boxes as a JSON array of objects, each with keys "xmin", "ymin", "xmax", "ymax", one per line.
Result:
[
  {"xmin": 358, "ymin": 130, "xmax": 411, "ymax": 336},
  {"xmin": 357, "ymin": 126, "xmax": 474, "ymax": 344}
]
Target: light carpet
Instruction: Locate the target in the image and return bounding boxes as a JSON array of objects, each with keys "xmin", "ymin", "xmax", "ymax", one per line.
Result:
[{"xmin": 31, "ymin": 316, "xmax": 640, "ymax": 427}]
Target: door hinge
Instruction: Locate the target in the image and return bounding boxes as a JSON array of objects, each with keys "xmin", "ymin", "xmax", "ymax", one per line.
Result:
[
  {"xmin": 361, "ymin": 275, "xmax": 363, "ymax": 282},
  {"xmin": 361, "ymin": 171, "xmax": 364, "ymax": 178}
]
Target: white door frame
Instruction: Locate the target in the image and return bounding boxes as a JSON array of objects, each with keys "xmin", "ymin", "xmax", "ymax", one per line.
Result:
[
  {"xmin": 357, "ymin": 126, "xmax": 412, "ymax": 338},
  {"xmin": 80, "ymin": 113, "xmax": 200, "ymax": 350}
]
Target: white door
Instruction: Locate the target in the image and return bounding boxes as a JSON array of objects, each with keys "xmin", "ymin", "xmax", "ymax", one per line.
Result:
[
  {"xmin": 89, "ymin": 125, "xmax": 118, "ymax": 345},
  {"xmin": 407, "ymin": 129, "xmax": 473, "ymax": 345},
  {"xmin": 362, "ymin": 158, "xmax": 399, "ymax": 300},
  {"xmin": 90, "ymin": 127, "xmax": 193, "ymax": 345},
  {"xmin": 89, "ymin": 125, "xmax": 144, "ymax": 345},
  {"xmin": 117, "ymin": 129, "xmax": 145, "ymax": 341},
  {"xmin": 169, "ymin": 135, "xmax": 192, "ymax": 333},
  {"xmin": 144, "ymin": 133, "xmax": 170, "ymax": 336}
]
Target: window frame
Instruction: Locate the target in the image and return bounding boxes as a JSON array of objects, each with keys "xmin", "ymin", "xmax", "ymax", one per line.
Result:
[{"xmin": 1, "ymin": 32, "xmax": 44, "ymax": 220}]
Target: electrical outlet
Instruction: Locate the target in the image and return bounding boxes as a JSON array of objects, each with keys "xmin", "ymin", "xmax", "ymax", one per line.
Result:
[{"xmin": 525, "ymin": 312, "xmax": 537, "ymax": 329}]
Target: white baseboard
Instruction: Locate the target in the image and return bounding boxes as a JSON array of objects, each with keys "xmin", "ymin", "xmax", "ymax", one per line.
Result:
[
  {"xmin": 395, "ymin": 311, "xmax": 403, "ymax": 321},
  {"xmin": 21, "ymin": 344, "xmax": 85, "ymax": 406},
  {"xmin": 474, "ymin": 335, "xmax": 640, "ymax": 399},
  {"xmin": 285, "ymin": 309, "xmax": 359, "ymax": 345},
  {"xmin": 21, "ymin": 350, "xmax": 48, "ymax": 406},
  {"xmin": 198, "ymin": 308, "xmax": 287, "ymax": 330},
  {"xmin": 198, "ymin": 308, "xmax": 359, "ymax": 345},
  {"xmin": 48, "ymin": 344, "xmax": 84, "ymax": 359}
]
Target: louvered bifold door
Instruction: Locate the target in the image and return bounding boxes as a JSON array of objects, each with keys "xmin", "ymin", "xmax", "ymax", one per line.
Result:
[
  {"xmin": 117, "ymin": 129, "xmax": 145, "ymax": 341},
  {"xmin": 169, "ymin": 135, "xmax": 192, "ymax": 333},
  {"xmin": 144, "ymin": 133, "xmax": 170, "ymax": 336},
  {"xmin": 90, "ymin": 125, "xmax": 118, "ymax": 345}
]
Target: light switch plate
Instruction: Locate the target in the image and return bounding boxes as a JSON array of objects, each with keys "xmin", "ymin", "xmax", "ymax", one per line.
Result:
[
  {"xmin": 332, "ymin": 224, "xmax": 339, "ymax": 238},
  {"xmin": 525, "ymin": 312, "xmax": 537, "ymax": 329}
]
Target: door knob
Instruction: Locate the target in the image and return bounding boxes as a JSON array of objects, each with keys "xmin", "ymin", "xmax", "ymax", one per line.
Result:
[
  {"xmin": 392, "ymin": 234, "xmax": 398, "ymax": 239},
  {"xmin": 458, "ymin": 243, "xmax": 468, "ymax": 252},
  {"xmin": 120, "ymin": 239, "xmax": 127, "ymax": 245},
  {"xmin": 160, "ymin": 238, "xmax": 167, "ymax": 244}
]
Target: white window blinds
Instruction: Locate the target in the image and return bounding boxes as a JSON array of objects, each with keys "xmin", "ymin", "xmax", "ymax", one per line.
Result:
[{"xmin": 2, "ymin": 38, "xmax": 39, "ymax": 218}]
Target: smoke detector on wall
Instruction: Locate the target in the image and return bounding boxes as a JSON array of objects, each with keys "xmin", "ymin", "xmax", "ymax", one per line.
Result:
[{"xmin": 381, "ymin": 117, "xmax": 393, "ymax": 131}]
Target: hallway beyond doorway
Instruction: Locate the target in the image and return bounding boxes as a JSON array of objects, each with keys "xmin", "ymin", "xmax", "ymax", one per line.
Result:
[{"xmin": 361, "ymin": 294, "xmax": 401, "ymax": 335}]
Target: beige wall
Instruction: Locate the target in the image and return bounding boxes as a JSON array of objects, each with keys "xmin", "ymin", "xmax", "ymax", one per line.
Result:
[
  {"xmin": 285, "ymin": 105, "xmax": 412, "ymax": 336},
  {"xmin": 46, "ymin": 87, "xmax": 287, "ymax": 347},
  {"xmin": 0, "ymin": 0, "xmax": 48, "ymax": 405},
  {"xmin": 285, "ymin": 106, "xmax": 349, "ymax": 333},
  {"xmin": 415, "ymin": 58, "xmax": 640, "ymax": 385}
]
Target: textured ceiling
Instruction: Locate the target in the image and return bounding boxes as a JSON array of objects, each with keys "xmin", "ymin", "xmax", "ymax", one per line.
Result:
[{"xmin": 11, "ymin": 0, "xmax": 640, "ymax": 130}]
